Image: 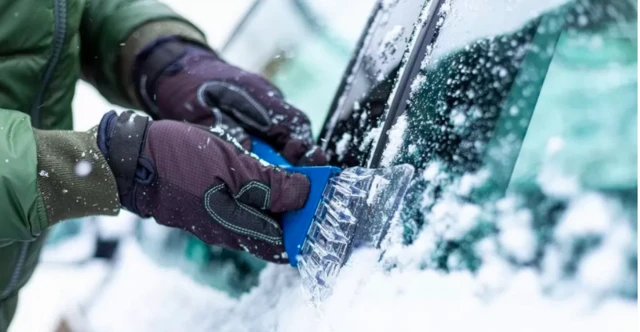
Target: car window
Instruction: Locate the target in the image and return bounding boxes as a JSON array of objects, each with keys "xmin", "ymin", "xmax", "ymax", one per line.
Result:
[
  {"xmin": 386, "ymin": 0, "xmax": 636, "ymax": 285},
  {"xmin": 319, "ymin": 0, "xmax": 432, "ymax": 167},
  {"xmin": 222, "ymin": 0, "xmax": 377, "ymax": 137},
  {"xmin": 392, "ymin": 0, "xmax": 636, "ymax": 195}
]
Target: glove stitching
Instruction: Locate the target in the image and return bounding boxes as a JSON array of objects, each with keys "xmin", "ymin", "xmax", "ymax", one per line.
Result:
[
  {"xmin": 233, "ymin": 181, "xmax": 271, "ymax": 210},
  {"xmin": 236, "ymin": 201, "xmax": 280, "ymax": 231},
  {"xmin": 204, "ymin": 184, "xmax": 282, "ymax": 245}
]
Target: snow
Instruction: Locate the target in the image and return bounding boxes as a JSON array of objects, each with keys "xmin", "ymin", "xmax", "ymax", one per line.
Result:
[
  {"xmin": 74, "ymin": 160, "xmax": 92, "ymax": 177},
  {"xmin": 359, "ymin": 124, "xmax": 382, "ymax": 152},
  {"xmin": 376, "ymin": 24, "xmax": 406, "ymax": 80},
  {"xmin": 334, "ymin": 133, "xmax": 352, "ymax": 159},
  {"xmin": 555, "ymin": 193, "xmax": 617, "ymax": 238},
  {"xmin": 16, "ymin": 176, "xmax": 636, "ymax": 332},
  {"xmin": 37, "ymin": 237, "xmax": 634, "ymax": 332},
  {"xmin": 427, "ymin": 0, "xmax": 573, "ymax": 64},
  {"xmin": 380, "ymin": 114, "xmax": 408, "ymax": 166},
  {"xmin": 497, "ymin": 212, "xmax": 537, "ymax": 262}
]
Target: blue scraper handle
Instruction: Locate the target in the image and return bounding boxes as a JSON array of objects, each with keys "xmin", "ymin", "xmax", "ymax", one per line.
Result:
[{"xmin": 251, "ymin": 138, "xmax": 341, "ymax": 266}]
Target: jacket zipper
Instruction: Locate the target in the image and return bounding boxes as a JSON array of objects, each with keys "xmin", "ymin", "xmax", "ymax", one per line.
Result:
[
  {"xmin": 0, "ymin": 243, "xmax": 29, "ymax": 300},
  {"xmin": 1, "ymin": 0, "xmax": 68, "ymax": 301},
  {"xmin": 30, "ymin": 0, "xmax": 68, "ymax": 129}
]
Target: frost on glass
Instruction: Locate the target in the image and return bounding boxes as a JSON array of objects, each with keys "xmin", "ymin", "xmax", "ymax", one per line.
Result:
[
  {"xmin": 390, "ymin": 0, "xmax": 637, "ymax": 299},
  {"xmin": 322, "ymin": 0, "xmax": 430, "ymax": 166}
]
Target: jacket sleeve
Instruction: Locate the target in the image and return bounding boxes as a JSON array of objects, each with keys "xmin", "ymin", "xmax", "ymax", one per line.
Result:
[
  {"xmin": 0, "ymin": 109, "xmax": 120, "ymax": 242},
  {"xmin": 80, "ymin": 0, "xmax": 206, "ymax": 109}
]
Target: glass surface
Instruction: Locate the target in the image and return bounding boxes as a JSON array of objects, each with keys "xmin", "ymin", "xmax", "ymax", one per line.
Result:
[
  {"xmin": 320, "ymin": 0, "xmax": 431, "ymax": 167},
  {"xmin": 390, "ymin": 0, "xmax": 636, "ymax": 295},
  {"xmin": 396, "ymin": 0, "xmax": 637, "ymax": 196}
]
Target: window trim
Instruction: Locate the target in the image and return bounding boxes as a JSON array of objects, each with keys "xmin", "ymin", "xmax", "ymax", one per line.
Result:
[
  {"xmin": 318, "ymin": 1, "xmax": 383, "ymax": 147},
  {"xmin": 367, "ymin": 0, "xmax": 447, "ymax": 168}
]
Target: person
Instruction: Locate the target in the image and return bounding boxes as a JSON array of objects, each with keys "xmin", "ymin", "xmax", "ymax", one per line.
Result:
[{"xmin": 0, "ymin": 1, "xmax": 327, "ymax": 328}]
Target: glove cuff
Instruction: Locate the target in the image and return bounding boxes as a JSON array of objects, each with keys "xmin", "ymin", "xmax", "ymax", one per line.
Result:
[{"xmin": 97, "ymin": 111, "xmax": 153, "ymax": 215}]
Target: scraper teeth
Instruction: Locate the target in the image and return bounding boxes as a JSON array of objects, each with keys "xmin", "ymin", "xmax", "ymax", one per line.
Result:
[
  {"xmin": 297, "ymin": 164, "xmax": 415, "ymax": 305},
  {"xmin": 325, "ymin": 202, "xmax": 356, "ymax": 226},
  {"xmin": 329, "ymin": 177, "xmax": 367, "ymax": 197},
  {"xmin": 307, "ymin": 240, "xmax": 341, "ymax": 264},
  {"xmin": 315, "ymin": 222, "xmax": 349, "ymax": 244}
]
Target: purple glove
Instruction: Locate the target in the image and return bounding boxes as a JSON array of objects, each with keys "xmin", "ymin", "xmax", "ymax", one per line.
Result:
[
  {"xmin": 97, "ymin": 111, "xmax": 310, "ymax": 263},
  {"xmin": 132, "ymin": 37, "xmax": 327, "ymax": 166}
]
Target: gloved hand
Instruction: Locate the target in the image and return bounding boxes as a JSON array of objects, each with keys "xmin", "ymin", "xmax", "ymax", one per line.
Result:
[
  {"xmin": 132, "ymin": 36, "xmax": 327, "ymax": 166},
  {"xmin": 97, "ymin": 111, "xmax": 310, "ymax": 263}
]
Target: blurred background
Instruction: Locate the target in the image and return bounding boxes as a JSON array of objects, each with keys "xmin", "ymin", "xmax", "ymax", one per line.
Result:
[{"xmin": 11, "ymin": 1, "xmax": 377, "ymax": 331}]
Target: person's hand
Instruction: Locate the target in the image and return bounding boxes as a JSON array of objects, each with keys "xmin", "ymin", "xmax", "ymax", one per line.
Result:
[
  {"xmin": 132, "ymin": 37, "xmax": 327, "ymax": 166},
  {"xmin": 97, "ymin": 111, "xmax": 310, "ymax": 263}
]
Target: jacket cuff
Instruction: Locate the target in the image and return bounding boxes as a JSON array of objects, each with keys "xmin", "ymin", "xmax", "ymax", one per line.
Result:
[{"xmin": 33, "ymin": 127, "xmax": 121, "ymax": 225}]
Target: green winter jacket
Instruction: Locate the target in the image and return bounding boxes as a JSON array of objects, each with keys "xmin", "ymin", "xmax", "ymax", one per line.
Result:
[{"xmin": 0, "ymin": 0, "xmax": 205, "ymax": 328}]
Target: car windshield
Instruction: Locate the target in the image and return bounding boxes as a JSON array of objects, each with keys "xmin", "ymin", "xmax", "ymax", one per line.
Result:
[{"xmin": 386, "ymin": 0, "xmax": 636, "ymax": 294}]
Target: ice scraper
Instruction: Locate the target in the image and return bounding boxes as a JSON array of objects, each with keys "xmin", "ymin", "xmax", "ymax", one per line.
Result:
[{"xmin": 251, "ymin": 138, "xmax": 414, "ymax": 302}]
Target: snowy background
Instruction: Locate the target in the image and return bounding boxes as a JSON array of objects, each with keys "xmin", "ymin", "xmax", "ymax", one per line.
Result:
[{"xmin": 10, "ymin": 1, "xmax": 638, "ymax": 332}]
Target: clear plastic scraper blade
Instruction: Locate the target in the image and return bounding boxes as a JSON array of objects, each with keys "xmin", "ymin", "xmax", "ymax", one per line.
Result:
[{"xmin": 297, "ymin": 164, "xmax": 414, "ymax": 303}]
